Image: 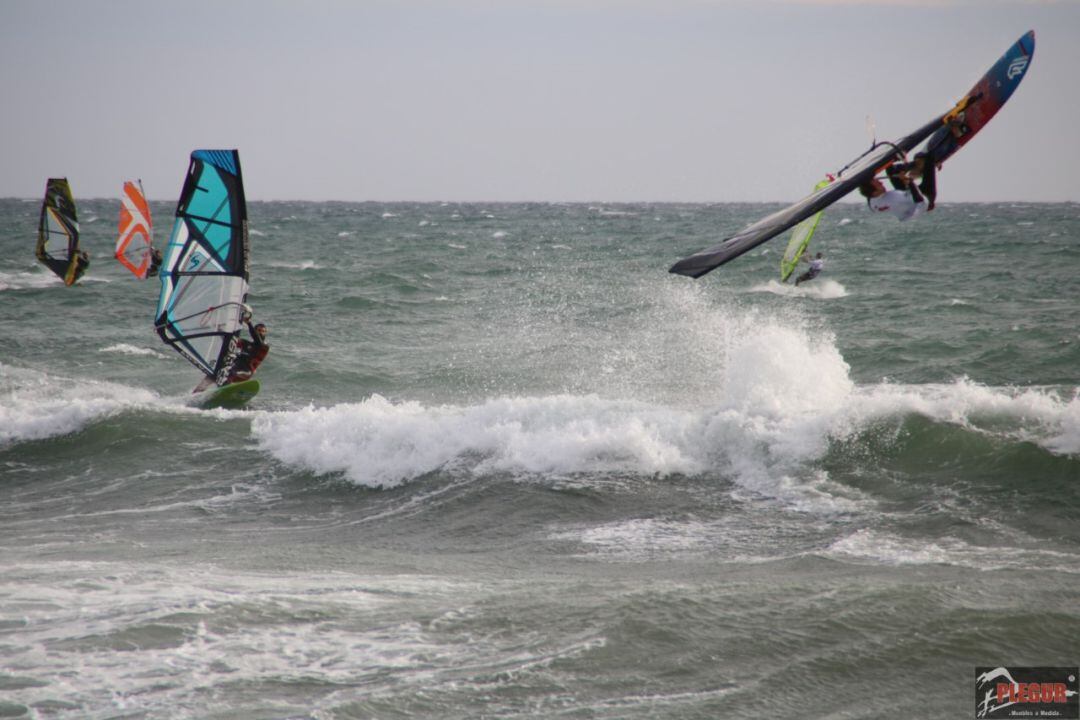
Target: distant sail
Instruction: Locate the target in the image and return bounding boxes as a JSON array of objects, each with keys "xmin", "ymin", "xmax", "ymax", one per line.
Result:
[
  {"xmin": 154, "ymin": 150, "xmax": 250, "ymax": 385},
  {"xmin": 36, "ymin": 178, "xmax": 85, "ymax": 285},
  {"xmin": 780, "ymin": 178, "xmax": 831, "ymax": 283},
  {"xmin": 116, "ymin": 180, "xmax": 155, "ymax": 279}
]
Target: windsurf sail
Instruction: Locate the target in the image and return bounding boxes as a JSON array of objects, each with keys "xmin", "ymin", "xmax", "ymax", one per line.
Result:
[
  {"xmin": 780, "ymin": 178, "xmax": 831, "ymax": 283},
  {"xmin": 155, "ymin": 150, "xmax": 250, "ymax": 386},
  {"xmin": 669, "ymin": 123, "xmax": 937, "ymax": 279},
  {"xmin": 36, "ymin": 178, "xmax": 85, "ymax": 285},
  {"xmin": 927, "ymin": 30, "xmax": 1035, "ymax": 168},
  {"xmin": 670, "ymin": 30, "xmax": 1035, "ymax": 280},
  {"xmin": 116, "ymin": 180, "xmax": 155, "ymax": 279}
]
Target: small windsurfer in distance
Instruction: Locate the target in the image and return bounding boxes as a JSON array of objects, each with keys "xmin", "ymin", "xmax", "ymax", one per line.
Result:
[
  {"xmin": 794, "ymin": 252, "xmax": 824, "ymax": 287},
  {"xmin": 858, "ymin": 177, "xmax": 925, "ymax": 222},
  {"xmin": 226, "ymin": 306, "xmax": 270, "ymax": 384},
  {"xmin": 147, "ymin": 246, "xmax": 163, "ymax": 277},
  {"xmin": 67, "ymin": 250, "xmax": 90, "ymax": 285}
]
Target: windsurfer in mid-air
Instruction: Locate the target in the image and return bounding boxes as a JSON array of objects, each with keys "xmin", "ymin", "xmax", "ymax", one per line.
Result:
[
  {"xmin": 858, "ymin": 176, "xmax": 926, "ymax": 222},
  {"xmin": 226, "ymin": 307, "xmax": 269, "ymax": 384},
  {"xmin": 794, "ymin": 251, "xmax": 825, "ymax": 287},
  {"xmin": 885, "ymin": 112, "xmax": 970, "ymax": 211}
]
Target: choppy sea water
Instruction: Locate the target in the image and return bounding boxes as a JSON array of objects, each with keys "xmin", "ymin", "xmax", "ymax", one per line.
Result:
[{"xmin": 2, "ymin": 198, "xmax": 1079, "ymax": 719}]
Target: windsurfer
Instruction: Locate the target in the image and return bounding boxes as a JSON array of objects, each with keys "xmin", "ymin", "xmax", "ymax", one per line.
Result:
[
  {"xmin": 66, "ymin": 250, "xmax": 90, "ymax": 285},
  {"xmin": 226, "ymin": 309, "xmax": 269, "ymax": 384},
  {"xmin": 886, "ymin": 113, "xmax": 969, "ymax": 211},
  {"xmin": 885, "ymin": 163, "xmax": 925, "ymax": 204},
  {"xmin": 858, "ymin": 177, "xmax": 925, "ymax": 222},
  {"xmin": 147, "ymin": 246, "xmax": 163, "ymax": 277},
  {"xmin": 794, "ymin": 252, "xmax": 824, "ymax": 286}
]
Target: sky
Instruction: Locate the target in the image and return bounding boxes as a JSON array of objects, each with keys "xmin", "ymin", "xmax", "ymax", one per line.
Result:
[{"xmin": 1, "ymin": 0, "xmax": 1077, "ymax": 203}]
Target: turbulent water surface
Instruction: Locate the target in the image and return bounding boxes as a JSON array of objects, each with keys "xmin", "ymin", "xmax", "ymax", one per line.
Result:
[{"xmin": 2, "ymin": 198, "xmax": 1079, "ymax": 719}]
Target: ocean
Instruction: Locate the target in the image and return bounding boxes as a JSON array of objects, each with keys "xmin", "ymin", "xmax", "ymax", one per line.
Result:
[{"xmin": 2, "ymin": 197, "xmax": 1078, "ymax": 719}]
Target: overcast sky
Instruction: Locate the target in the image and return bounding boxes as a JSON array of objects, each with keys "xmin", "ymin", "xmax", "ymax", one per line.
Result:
[{"xmin": 2, "ymin": 0, "xmax": 1076, "ymax": 203}]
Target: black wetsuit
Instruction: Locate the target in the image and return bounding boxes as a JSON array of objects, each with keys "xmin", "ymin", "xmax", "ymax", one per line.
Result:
[
  {"xmin": 228, "ymin": 321, "xmax": 269, "ymax": 382},
  {"xmin": 147, "ymin": 250, "xmax": 163, "ymax": 278},
  {"xmin": 70, "ymin": 253, "xmax": 90, "ymax": 284}
]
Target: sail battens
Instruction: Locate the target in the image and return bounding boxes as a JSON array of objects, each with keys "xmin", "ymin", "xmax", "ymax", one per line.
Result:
[
  {"xmin": 781, "ymin": 178, "xmax": 831, "ymax": 283},
  {"xmin": 155, "ymin": 150, "xmax": 250, "ymax": 384},
  {"xmin": 116, "ymin": 180, "xmax": 154, "ymax": 279},
  {"xmin": 37, "ymin": 178, "xmax": 85, "ymax": 285}
]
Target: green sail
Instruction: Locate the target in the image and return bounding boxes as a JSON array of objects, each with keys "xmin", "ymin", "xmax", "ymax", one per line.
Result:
[{"xmin": 780, "ymin": 178, "xmax": 831, "ymax": 283}]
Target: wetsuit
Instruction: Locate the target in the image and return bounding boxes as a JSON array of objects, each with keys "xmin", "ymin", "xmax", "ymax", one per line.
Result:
[
  {"xmin": 897, "ymin": 118, "xmax": 968, "ymax": 211},
  {"xmin": 868, "ymin": 190, "xmax": 924, "ymax": 222},
  {"xmin": 227, "ymin": 321, "xmax": 269, "ymax": 383},
  {"xmin": 65, "ymin": 253, "xmax": 90, "ymax": 286},
  {"xmin": 795, "ymin": 257, "xmax": 825, "ymax": 286},
  {"xmin": 147, "ymin": 250, "xmax": 163, "ymax": 278}
]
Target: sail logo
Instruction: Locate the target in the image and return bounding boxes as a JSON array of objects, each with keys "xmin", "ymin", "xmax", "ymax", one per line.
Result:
[
  {"xmin": 1007, "ymin": 56, "xmax": 1029, "ymax": 80},
  {"xmin": 976, "ymin": 667, "xmax": 1079, "ymax": 718}
]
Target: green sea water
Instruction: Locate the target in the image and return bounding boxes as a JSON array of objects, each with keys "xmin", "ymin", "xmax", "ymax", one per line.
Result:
[{"xmin": 1, "ymin": 198, "xmax": 1078, "ymax": 718}]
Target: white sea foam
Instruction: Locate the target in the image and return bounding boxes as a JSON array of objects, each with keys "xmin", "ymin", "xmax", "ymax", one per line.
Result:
[
  {"xmin": 847, "ymin": 379, "xmax": 1080, "ymax": 456},
  {"xmin": 249, "ymin": 304, "xmax": 862, "ymax": 502},
  {"xmin": 826, "ymin": 528, "xmax": 1080, "ymax": 573},
  {"xmin": 0, "ymin": 270, "xmax": 62, "ymax": 290},
  {"xmin": 252, "ymin": 394, "xmax": 704, "ymax": 489},
  {"xmin": 1, "ymin": 561, "xmax": 543, "ymax": 717},
  {"xmin": 1034, "ymin": 388, "xmax": 1080, "ymax": 455},
  {"xmin": 0, "ymin": 364, "xmax": 159, "ymax": 446},
  {"xmin": 551, "ymin": 518, "xmax": 715, "ymax": 558},
  {"xmin": 99, "ymin": 343, "xmax": 166, "ymax": 358},
  {"xmin": 268, "ymin": 260, "xmax": 322, "ymax": 270},
  {"xmin": 749, "ymin": 279, "xmax": 848, "ymax": 299},
  {"xmin": 251, "ymin": 358, "xmax": 1079, "ymax": 500}
]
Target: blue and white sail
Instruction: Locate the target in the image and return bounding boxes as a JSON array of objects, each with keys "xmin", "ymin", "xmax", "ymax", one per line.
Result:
[{"xmin": 155, "ymin": 150, "xmax": 250, "ymax": 385}]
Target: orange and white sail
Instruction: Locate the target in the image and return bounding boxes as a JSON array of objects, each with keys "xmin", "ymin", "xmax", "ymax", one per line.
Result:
[{"xmin": 116, "ymin": 180, "xmax": 154, "ymax": 279}]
